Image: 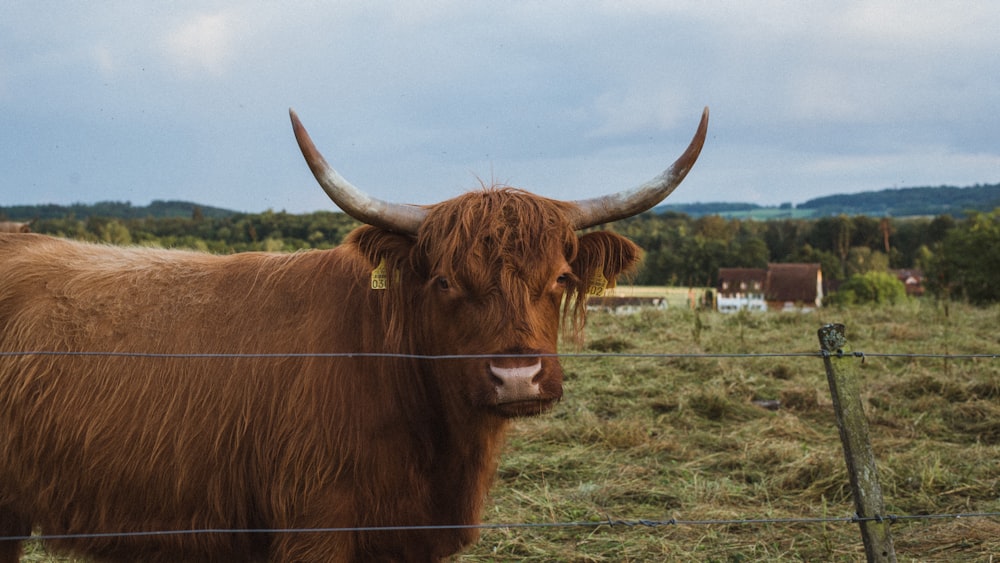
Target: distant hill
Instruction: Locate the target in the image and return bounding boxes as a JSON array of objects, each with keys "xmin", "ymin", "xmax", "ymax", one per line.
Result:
[
  {"xmin": 659, "ymin": 183, "xmax": 1000, "ymax": 219},
  {"xmin": 795, "ymin": 183, "xmax": 1000, "ymax": 217},
  {"xmin": 4, "ymin": 183, "xmax": 1000, "ymax": 222},
  {"xmin": 0, "ymin": 200, "xmax": 238, "ymax": 221}
]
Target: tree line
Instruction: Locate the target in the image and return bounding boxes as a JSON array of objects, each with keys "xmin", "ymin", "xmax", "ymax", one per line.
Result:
[
  {"xmin": 19, "ymin": 210, "xmax": 361, "ymax": 254},
  {"xmin": 6, "ymin": 206, "xmax": 999, "ymax": 304}
]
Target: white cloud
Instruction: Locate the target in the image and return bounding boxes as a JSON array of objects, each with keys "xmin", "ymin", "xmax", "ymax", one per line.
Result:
[
  {"xmin": 162, "ymin": 11, "xmax": 242, "ymax": 76},
  {"xmin": 588, "ymin": 86, "xmax": 690, "ymax": 137},
  {"xmin": 840, "ymin": 2, "xmax": 1000, "ymax": 48},
  {"xmin": 787, "ymin": 68, "xmax": 873, "ymax": 123},
  {"xmin": 807, "ymin": 147, "xmax": 1000, "ymax": 183}
]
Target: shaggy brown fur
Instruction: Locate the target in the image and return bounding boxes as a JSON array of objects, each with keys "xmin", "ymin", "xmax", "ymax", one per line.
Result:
[{"xmin": 0, "ymin": 188, "xmax": 640, "ymax": 562}]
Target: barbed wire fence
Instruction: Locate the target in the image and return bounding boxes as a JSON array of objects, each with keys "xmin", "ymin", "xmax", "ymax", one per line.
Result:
[{"xmin": 1, "ymin": 328, "xmax": 999, "ymax": 561}]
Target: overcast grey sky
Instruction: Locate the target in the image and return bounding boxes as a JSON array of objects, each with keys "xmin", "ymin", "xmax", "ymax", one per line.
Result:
[{"xmin": 2, "ymin": 1, "xmax": 998, "ymax": 213}]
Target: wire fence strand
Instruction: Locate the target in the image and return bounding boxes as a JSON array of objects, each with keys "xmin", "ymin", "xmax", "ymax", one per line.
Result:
[
  {"xmin": 2, "ymin": 350, "xmax": 997, "ymax": 360},
  {"xmin": 5, "ymin": 512, "xmax": 1000, "ymax": 543}
]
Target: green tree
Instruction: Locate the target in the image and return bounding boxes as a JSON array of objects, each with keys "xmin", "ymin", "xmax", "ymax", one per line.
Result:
[
  {"xmin": 99, "ymin": 220, "xmax": 132, "ymax": 245},
  {"xmin": 845, "ymin": 247, "xmax": 889, "ymax": 276},
  {"xmin": 763, "ymin": 219, "xmax": 807, "ymax": 261},
  {"xmin": 789, "ymin": 244, "xmax": 842, "ymax": 282},
  {"xmin": 732, "ymin": 237, "xmax": 770, "ymax": 269},
  {"xmin": 926, "ymin": 210, "xmax": 1000, "ymax": 304},
  {"xmin": 828, "ymin": 271, "xmax": 907, "ymax": 306},
  {"xmin": 892, "ymin": 217, "xmax": 937, "ymax": 268},
  {"xmin": 807, "ymin": 215, "xmax": 854, "ymax": 278}
]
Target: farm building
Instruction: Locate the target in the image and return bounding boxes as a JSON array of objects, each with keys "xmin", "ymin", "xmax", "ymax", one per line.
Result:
[
  {"xmin": 717, "ymin": 268, "xmax": 767, "ymax": 313},
  {"xmin": 717, "ymin": 263, "xmax": 823, "ymax": 312},
  {"xmin": 766, "ymin": 263, "xmax": 823, "ymax": 311}
]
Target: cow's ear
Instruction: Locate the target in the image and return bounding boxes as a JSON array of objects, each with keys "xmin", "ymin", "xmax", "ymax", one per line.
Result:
[
  {"xmin": 345, "ymin": 226, "xmax": 416, "ymax": 268},
  {"xmin": 572, "ymin": 231, "xmax": 642, "ymax": 291}
]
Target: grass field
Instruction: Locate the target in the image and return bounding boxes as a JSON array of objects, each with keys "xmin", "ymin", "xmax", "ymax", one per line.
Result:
[
  {"xmin": 20, "ymin": 300, "xmax": 1000, "ymax": 562},
  {"xmin": 460, "ymin": 300, "xmax": 1000, "ymax": 561}
]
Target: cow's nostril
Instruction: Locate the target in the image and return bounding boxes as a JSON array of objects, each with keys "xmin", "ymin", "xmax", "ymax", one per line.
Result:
[
  {"xmin": 488, "ymin": 371, "xmax": 504, "ymax": 387},
  {"xmin": 488, "ymin": 362, "xmax": 542, "ymax": 383}
]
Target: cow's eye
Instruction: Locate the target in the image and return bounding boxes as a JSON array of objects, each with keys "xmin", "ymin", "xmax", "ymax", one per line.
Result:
[
  {"xmin": 556, "ymin": 273, "xmax": 572, "ymax": 287},
  {"xmin": 436, "ymin": 276, "xmax": 451, "ymax": 291}
]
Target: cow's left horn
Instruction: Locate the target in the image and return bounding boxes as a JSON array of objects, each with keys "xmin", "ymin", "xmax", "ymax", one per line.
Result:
[
  {"xmin": 290, "ymin": 109, "xmax": 427, "ymax": 235},
  {"xmin": 567, "ymin": 107, "xmax": 709, "ymax": 229}
]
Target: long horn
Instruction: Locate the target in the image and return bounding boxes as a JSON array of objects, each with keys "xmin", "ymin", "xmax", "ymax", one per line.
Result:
[
  {"xmin": 567, "ymin": 107, "xmax": 709, "ymax": 229},
  {"xmin": 290, "ymin": 109, "xmax": 427, "ymax": 235}
]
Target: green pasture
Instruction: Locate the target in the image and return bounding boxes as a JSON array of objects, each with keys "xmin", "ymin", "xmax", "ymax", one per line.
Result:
[{"xmin": 463, "ymin": 301, "xmax": 1000, "ymax": 561}]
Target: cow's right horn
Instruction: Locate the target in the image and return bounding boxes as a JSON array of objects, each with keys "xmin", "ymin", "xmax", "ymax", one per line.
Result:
[
  {"xmin": 566, "ymin": 107, "xmax": 708, "ymax": 229},
  {"xmin": 290, "ymin": 109, "xmax": 427, "ymax": 235}
]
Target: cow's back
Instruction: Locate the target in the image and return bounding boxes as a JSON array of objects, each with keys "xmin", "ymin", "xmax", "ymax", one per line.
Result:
[{"xmin": 0, "ymin": 234, "xmax": 361, "ymax": 352}]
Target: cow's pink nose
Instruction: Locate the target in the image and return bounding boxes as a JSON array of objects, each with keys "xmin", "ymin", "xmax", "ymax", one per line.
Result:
[{"xmin": 489, "ymin": 361, "xmax": 542, "ymax": 403}]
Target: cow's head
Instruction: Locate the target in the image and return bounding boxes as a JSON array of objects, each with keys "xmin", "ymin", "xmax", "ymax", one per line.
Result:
[{"xmin": 291, "ymin": 108, "xmax": 707, "ymax": 418}]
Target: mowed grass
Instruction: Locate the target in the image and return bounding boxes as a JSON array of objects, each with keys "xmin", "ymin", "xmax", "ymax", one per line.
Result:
[
  {"xmin": 463, "ymin": 301, "xmax": 1000, "ymax": 562},
  {"xmin": 20, "ymin": 301, "xmax": 1000, "ymax": 561}
]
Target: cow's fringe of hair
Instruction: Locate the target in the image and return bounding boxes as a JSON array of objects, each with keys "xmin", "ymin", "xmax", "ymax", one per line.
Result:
[
  {"xmin": 414, "ymin": 187, "xmax": 579, "ymax": 276},
  {"xmin": 426, "ymin": 188, "xmax": 576, "ymax": 311},
  {"xmin": 345, "ymin": 190, "xmax": 642, "ymax": 351}
]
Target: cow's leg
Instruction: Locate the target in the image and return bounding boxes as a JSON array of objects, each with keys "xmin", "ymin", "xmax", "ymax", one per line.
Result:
[{"xmin": 0, "ymin": 510, "xmax": 29, "ymax": 563}]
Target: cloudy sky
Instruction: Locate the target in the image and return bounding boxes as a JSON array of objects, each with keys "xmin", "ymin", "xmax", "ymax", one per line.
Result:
[{"xmin": 2, "ymin": 1, "xmax": 998, "ymax": 214}]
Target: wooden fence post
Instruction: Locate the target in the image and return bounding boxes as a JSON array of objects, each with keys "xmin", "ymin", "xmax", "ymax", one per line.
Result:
[{"xmin": 817, "ymin": 323, "xmax": 897, "ymax": 563}]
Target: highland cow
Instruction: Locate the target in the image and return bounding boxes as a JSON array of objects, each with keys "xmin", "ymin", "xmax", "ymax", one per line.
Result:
[{"xmin": 0, "ymin": 107, "xmax": 707, "ymax": 562}]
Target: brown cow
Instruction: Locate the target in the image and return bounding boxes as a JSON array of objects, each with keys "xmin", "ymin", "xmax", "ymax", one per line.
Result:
[
  {"xmin": 0, "ymin": 221, "xmax": 30, "ymax": 233},
  {"xmin": 0, "ymin": 107, "xmax": 707, "ymax": 562}
]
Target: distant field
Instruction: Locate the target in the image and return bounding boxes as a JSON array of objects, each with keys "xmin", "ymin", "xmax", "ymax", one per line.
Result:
[
  {"xmin": 712, "ymin": 208, "xmax": 819, "ymax": 220},
  {"xmin": 658, "ymin": 204, "xmax": 820, "ymax": 220},
  {"xmin": 606, "ymin": 286, "xmax": 711, "ymax": 310}
]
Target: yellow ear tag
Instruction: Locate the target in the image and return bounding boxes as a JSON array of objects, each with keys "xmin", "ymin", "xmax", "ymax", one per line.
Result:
[
  {"xmin": 587, "ymin": 271, "xmax": 608, "ymax": 296},
  {"xmin": 370, "ymin": 259, "xmax": 401, "ymax": 290},
  {"xmin": 371, "ymin": 259, "xmax": 390, "ymax": 290}
]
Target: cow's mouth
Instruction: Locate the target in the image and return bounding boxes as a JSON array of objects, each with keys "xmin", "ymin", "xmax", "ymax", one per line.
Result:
[{"xmin": 493, "ymin": 397, "xmax": 559, "ymax": 418}]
